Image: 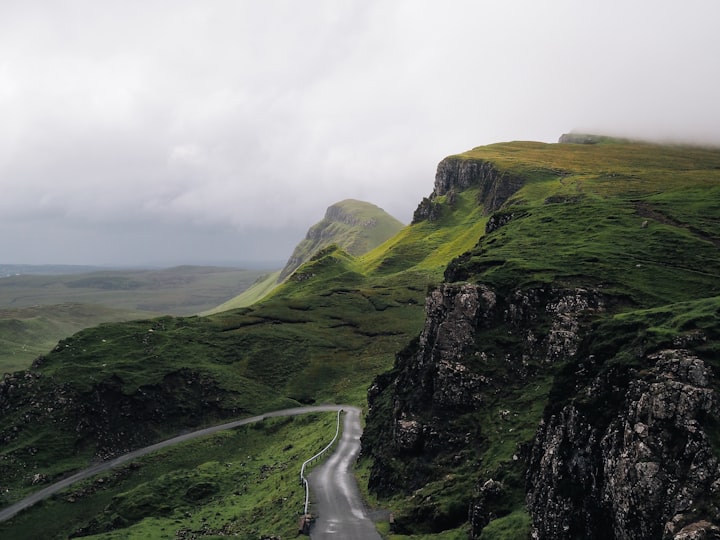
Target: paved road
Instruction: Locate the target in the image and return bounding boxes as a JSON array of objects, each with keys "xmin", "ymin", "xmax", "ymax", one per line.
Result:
[
  {"xmin": 0, "ymin": 404, "xmax": 347, "ymax": 524},
  {"xmin": 308, "ymin": 406, "xmax": 382, "ymax": 539}
]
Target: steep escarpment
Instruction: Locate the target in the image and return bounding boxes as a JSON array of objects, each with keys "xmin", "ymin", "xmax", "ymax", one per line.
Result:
[
  {"xmin": 528, "ymin": 344, "xmax": 720, "ymax": 540},
  {"xmin": 364, "ymin": 283, "xmax": 604, "ymax": 533},
  {"xmin": 412, "ymin": 157, "xmax": 524, "ymax": 223},
  {"xmin": 363, "ymin": 139, "xmax": 720, "ymax": 539}
]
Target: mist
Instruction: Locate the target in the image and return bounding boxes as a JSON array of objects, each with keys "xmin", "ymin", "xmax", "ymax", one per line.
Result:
[{"xmin": 2, "ymin": 0, "xmax": 719, "ymax": 265}]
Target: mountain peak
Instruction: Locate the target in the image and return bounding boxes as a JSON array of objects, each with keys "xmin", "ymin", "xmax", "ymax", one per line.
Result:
[{"xmin": 278, "ymin": 200, "xmax": 404, "ymax": 281}]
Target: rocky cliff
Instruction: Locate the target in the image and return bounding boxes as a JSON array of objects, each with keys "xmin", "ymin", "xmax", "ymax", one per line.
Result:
[
  {"xmin": 365, "ymin": 280, "xmax": 720, "ymax": 539},
  {"xmin": 363, "ymin": 282, "xmax": 605, "ymax": 533},
  {"xmin": 412, "ymin": 156, "xmax": 523, "ymax": 223},
  {"xmin": 527, "ymin": 348, "xmax": 720, "ymax": 540},
  {"xmin": 363, "ymin": 140, "xmax": 720, "ymax": 539}
]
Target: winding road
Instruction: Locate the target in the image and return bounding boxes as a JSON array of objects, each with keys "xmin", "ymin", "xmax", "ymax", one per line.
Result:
[
  {"xmin": 0, "ymin": 404, "xmax": 381, "ymax": 538},
  {"xmin": 307, "ymin": 406, "xmax": 382, "ymax": 539}
]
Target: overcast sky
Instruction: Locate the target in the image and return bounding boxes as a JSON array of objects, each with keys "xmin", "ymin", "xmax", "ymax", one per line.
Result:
[{"xmin": 2, "ymin": 1, "xmax": 720, "ymax": 267}]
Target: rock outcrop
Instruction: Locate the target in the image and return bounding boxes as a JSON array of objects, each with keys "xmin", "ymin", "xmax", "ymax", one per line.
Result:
[
  {"xmin": 365, "ymin": 275, "xmax": 720, "ymax": 538},
  {"xmin": 363, "ymin": 282, "xmax": 604, "ymax": 532},
  {"xmin": 527, "ymin": 349, "xmax": 720, "ymax": 540},
  {"xmin": 0, "ymin": 365, "xmax": 239, "ymax": 496},
  {"xmin": 411, "ymin": 157, "xmax": 524, "ymax": 223}
]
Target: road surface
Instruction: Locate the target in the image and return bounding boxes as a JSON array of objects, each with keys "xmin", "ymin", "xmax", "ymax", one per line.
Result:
[
  {"xmin": 307, "ymin": 406, "xmax": 382, "ymax": 539},
  {"xmin": 0, "ymin": 404, "xmax": 349, "ymax": 524}
]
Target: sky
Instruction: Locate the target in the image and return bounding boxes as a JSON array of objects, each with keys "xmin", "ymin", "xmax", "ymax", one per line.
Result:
[{"xmin": 2, "ymin": 0, "xmax": 720, "ymax": 267}]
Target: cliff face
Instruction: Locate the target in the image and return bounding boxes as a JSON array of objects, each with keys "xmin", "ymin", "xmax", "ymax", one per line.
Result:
[
  {"xmin": 364, "ymin": 279, "xmax": 720, "ymax": 538},
  {"xmin": 363, "ymin": 141, "xmax": 720, "ymax": 538},
  {"xmin": 363, "ymin": 282, "xmax": 604, "ymax": 532},
  {"xmin": 412, "ymin": 157, "xmax": 524, "ymax": 223},
  {"xmin": 527, "ymin": 348, "xmax": 720, "ymax": 540}
]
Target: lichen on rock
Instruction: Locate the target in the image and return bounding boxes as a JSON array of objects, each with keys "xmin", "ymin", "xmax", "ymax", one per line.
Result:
[{"xmin": 526, "ymin": 349, "xmax": 720, "ymax": 540}]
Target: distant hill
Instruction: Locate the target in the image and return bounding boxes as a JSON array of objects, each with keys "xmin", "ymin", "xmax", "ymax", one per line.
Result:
[
  {"xmin": 278, "ymin": 199, "xmax": 404, "ymax": 281},
  {"xmin": 0, "ymin": 264, "xmax": 103, "ymax": 277},
  {"xmin": 0, "ymin": 266, "xmax": 267, "ymax": 316},
  {"xmin": 206, "ymin": 199, "xmax": 404, "ymax": 313}
]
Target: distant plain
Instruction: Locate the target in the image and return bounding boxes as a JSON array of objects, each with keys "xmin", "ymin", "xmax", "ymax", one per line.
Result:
[{"xmin": 0, "ymin": 265, "xmax": 270, "ymax": 373}]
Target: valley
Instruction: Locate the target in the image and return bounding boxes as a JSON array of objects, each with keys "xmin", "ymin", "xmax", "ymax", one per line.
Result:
[{"xmin": 1, "ymin": 135, "xmax": 720, "ymax": 538}]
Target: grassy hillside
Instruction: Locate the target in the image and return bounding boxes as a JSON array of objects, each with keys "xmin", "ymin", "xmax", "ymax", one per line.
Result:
[
  {"xmin": 2, "ymin": 138, "xmax": 720, "ymax": 538},
  {"xmin": 0, "ymin": 266, "xmax": 269, "ymax": 371},
  {"xmin": 361, "ymin": 139, "xmax": 720, "ymax": 537},
  {"xmin": 0, "ymin": 412, "xmax": 341, "ymax": 540},
  {"xmin": 202, "ymin": 270, "xmax": 282, "ymax": 314},
  {"xmin": 0, "ymin": 303, "xmax": 155, "ymax": 373},
  {"xmin": 445, "ymin": 140, "xmax": 720, "ymax": 303},
  {"xmin": 0, "ymin": 187, "xmax": 482, "ymax": 521},
  {"xmin": 205, "ymin": 199, "xmax": 404, "ymax": 314},
  {"xmin": 278, "ymin": 198, "xmax": 405, "ymax": 280}
]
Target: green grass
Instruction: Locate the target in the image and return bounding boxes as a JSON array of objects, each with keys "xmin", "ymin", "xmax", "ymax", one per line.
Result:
[
  {"xmin": 0, "ymin": 204, "xmax": 465, "ymax": 518},
  {"xmin": 0, "ymin": 266, "xmax": 272, "ymax": 370},
  {"xmin": 0, "ymin": 303, "xmax": 155, "ymax": 373},
  {"xmin": 478, "ymin": 510, "xmax": 531, "ymax": 540},
  {"xmin": 0, "ymin": 412, "xmax": 346, "ymax": 540},
  {"xmin": 0, "ymin": 266, "xmax": 268, "ymax": 316},
  {"xmin": 203, "ymin": 270, "xmax": 282, "ymax": 314},
  {"xmin": 278, "ymin": 198, "xmax": 405, "ymax": 281},
  {"xmin": 3, "ymin": 138, "xmax": 720, "ymax": 538},
  {"xmin": 209, "ymin": 198, "xmax": 406, "ymax": 312},
  {"xmin": 444, "ymin": 142, "xmax": 720, "ymax": 306}
]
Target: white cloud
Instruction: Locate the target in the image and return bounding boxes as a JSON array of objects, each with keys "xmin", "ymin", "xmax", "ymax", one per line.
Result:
[{"xmin": 1, "ymin": 0, "xmax": 720, "ymax": 265}]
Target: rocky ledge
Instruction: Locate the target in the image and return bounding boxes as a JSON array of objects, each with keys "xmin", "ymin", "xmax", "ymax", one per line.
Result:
[{"xmin": 412, "ymin": 157, "xmax": 524, "ymax": 223}]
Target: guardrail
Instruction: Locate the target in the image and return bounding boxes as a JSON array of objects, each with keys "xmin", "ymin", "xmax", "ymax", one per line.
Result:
[
  {"xmin": 299, "ymin": 409, "xmax": 343, "ymax": 515},
  {"xmin": 0, "ymin": 405, "xmax": 349, "ymax": 524}
]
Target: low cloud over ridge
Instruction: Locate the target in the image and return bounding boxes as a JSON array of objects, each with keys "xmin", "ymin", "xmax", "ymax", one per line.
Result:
[{"xmin": 2, "ymin": 0, "xmax": 719, "ymax": 265}]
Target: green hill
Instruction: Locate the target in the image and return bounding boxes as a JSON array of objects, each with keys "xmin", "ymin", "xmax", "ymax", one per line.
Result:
[
  {"xmin": 203, "ymin": 270, "xmax": 282, "ymax": 314},
  {"xmin": 278, "ymin": 198, "xmax": 405, "ymax": 281},
  {"xmin": 1, "ymin": 137, "xmax": 720, "ymax": 538},
  {"xmin": 205, "ymin": 199, "xmax": 404, "ymax": 313},
  {"xmin": 0, "ymin": 266, "xmax": 268, "ymax": 371},
  {"xmin": 362, "ymin": 138, "xmax": 720, "ymax": 538}
]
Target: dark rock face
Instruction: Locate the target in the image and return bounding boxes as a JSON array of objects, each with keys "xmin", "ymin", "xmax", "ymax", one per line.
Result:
[
  {"xmin": 398, "ymin": 283, "xmax": 498, "ymax": 412},
  {"xmin": 485, "ymin": 212, "xmax": 515, "ymax": 234},
  {"xmin": 74, "ymin": 369, "xmax": 230, "ymax": 457},
  {"xmin": 469, "ymin": 479, "xmax": 506, "ymax": 534},
  {"xmin": 412, "ymin": 197, "xmax": 443, "ymax": 223},
  {"xmin": 365, "ymin": 274, "xmax": 720, "ymax": 538},
  {"xmin": 527, "ymin": 349, "xmax": 720, "ymax": 540},
  {"xmin": 0, "ymin": 367, "xmax": 238, "ymax": 492},
  {"xmin": 411, "ymin": 157, "xmax": 524, "ymax": 224},
  {"xmin": 364, "ymin": 260, "xmax": 720, "ymax": 539},
  {"xmin": 363, "ymin": 281, "xmax": 604, "ymax": 533}
]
